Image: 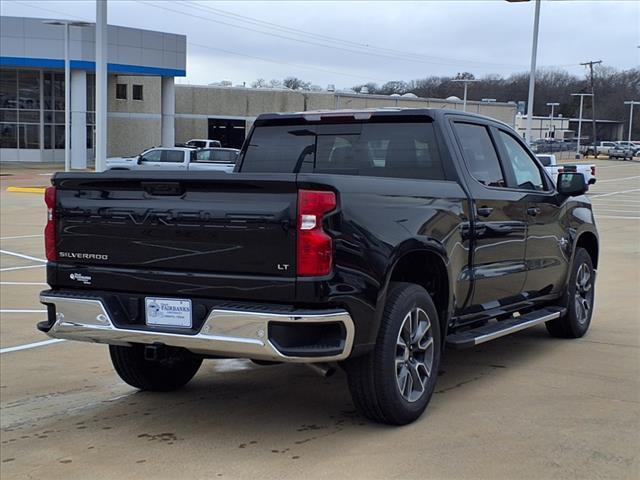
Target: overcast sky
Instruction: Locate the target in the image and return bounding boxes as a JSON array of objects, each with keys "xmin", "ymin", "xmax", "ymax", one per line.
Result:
[{"xmin": 2, "ymin": 0, "xmax": 639, "ymax": 88}]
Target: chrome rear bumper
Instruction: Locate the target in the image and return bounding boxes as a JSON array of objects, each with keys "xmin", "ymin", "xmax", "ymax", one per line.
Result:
[{"xmin": 39, "ymin": 294, "xmax": 354, "ymax": 363}]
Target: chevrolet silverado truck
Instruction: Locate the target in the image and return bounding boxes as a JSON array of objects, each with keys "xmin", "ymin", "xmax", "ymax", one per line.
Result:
[{"xmin": 38, "ymin": 109, "xmax": 599, "ymax": 425}]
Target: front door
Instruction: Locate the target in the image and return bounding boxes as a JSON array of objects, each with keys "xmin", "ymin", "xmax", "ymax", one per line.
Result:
[
  {"xmin": 493, "ymin": 128, "xmax": 569, "ymax": 298},
  {"xmin": 452, "ymin": 121, "xmax": 528, "ymax": 310}
]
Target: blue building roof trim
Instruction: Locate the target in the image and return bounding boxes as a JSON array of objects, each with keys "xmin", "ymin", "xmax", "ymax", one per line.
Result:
[{"xmin": 0, "ymin": 56, "xmax": 186, "ymax": 77}]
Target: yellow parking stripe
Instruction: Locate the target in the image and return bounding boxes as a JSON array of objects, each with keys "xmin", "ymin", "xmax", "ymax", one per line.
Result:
[{"xmin": 5, "ymin": 187, "xmax": 46, "ymax": 194}]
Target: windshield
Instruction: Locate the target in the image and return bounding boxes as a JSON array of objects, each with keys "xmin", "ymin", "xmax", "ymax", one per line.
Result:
[
  {"xmin": 186, "ymin": 140, "xmax": 206, "ymax": 148},
  {"xmin": 240, "ymin": 121, "xmax": 445, "ymax": 180}
]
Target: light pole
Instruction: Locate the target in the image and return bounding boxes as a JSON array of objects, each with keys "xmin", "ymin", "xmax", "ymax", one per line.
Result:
[
  {"xmin": 507, "ymin": 0, "xmax": 541, "ymax": 144},
  {"xmin": 624, "ymin": 101, "xmax": 639, "ymax": 143},
  {"xmin": 572, "ymin": 93, "xmax": 593, "ymax": 158},
  {"xmin": 42, "ymin": 20, "xmax": 92, "ymax": 172},
  {"xmin": 546, "ymin": 102, "xmax": 559, "ymax": 138},
  {"xmin": 452, "ymin": 78, "xmax": 477, "ymax": 112},
  {"xmin": 95, "ymin": 0, "xmax": 108, "ymax": 172}
]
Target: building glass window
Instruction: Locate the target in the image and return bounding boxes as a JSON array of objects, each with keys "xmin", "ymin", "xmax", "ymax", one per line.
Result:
[
  {"xmin": 0, "ymin": 69, "xmax": 17, "ymax": 108},
  {"xmin": 18, "ymin": 124, "xmax": 40, "ymax": 149},
  {"xmin": 116, "ymin": 83, "xmax": 127, "ymax": 100},
  {"xmin": 53, "ymin": 73, "xmax": 65, "ymax": 110},
  {"xmin": 132, "ymin": 84, "xmax": 143, "ymax": 101},
  {"xmin": 18, "ymin": 70, "xmax": 40, "ymax": 110},
  {"xmin": 0, "ymin": 123, "xmax": 17, "ymax": 148}
]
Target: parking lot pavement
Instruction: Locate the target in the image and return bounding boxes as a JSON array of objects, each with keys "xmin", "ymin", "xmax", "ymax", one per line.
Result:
[{"xmin": 1, "ymin": 161, "xmax": 638, "ymax": 479}]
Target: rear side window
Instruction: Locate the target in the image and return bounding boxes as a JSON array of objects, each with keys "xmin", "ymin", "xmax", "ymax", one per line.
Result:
[
  {"xmin": 196, "ymin": 149, "xmax": 237, "ymax": 163},
  {"xmin": 162, "ymin": 150, "xmax": 184, "ymax": 163},
  {"xmin": 241, "ymin": 121, "xmax": 445, "ymax": 180},
  {"xmin": 454, "ymin": 123, "xmax": 505, "ymax": 187}
]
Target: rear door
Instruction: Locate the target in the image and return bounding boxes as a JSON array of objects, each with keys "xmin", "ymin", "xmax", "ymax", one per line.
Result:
[{"xmin": 451, "ymin": 121, "xmax": 528, "ymax": 309}]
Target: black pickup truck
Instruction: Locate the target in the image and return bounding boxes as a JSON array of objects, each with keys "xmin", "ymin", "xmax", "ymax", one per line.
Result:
[{"xmin": 39, "ymin": 109, "xmax": 598, "ymax": 425}]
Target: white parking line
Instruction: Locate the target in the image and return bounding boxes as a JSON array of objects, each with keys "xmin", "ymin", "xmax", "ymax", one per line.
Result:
[
  {"xmin": 0, "ymin": 264, "xmax": 45, "ymax": 272},
  {"xmin": 0, "ymin": 249, "xmax": 46, "ymax": 263},
  {"xmin": 590, "ymin": 188, "xmax": 640, "ymax": 198},
  {"xmin": 0, "ymin": 281, "xmax": 48, "ymax": 286},
  {"xmin": 0, "ymin": 234, "xmax": 42, "ymax": 240},
  {"xmin": 593, "ymin": 176, "xmax": 640, "ymax": 183},
  {"xmin": 0, "ymin": 309, "xmax": 47, "ymax": 313},
  {"xmin": 596, "ymin": 215, "xmax": 640, "ymax": 220},
  {"xmin": 0, "ymin": 339, "xmax": 65, "ymax": 354}
]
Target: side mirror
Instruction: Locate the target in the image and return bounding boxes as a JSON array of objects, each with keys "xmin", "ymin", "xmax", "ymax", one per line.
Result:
[{"xmin": 557, "ymin": 172, "xmax": 588, "ymax": 196}]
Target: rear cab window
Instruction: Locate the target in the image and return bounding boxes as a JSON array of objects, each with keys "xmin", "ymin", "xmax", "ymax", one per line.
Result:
[{"xmin": 239, "ymin": 118, "xmax": 446, "ymax": 180}]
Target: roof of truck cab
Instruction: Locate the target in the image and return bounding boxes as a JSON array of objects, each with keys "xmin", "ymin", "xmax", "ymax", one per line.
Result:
[{"xmin": 254, "ymin": 108, "xmax": 503, "ymax": 125}]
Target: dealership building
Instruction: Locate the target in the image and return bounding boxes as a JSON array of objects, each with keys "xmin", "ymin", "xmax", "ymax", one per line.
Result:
[{"xmin": 1, "ymin": 15, "xmax": 518, "ymax": 165}]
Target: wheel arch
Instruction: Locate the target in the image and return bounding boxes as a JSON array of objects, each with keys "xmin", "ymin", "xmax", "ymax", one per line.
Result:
[
  {"xmin": 381, "ymin": 244, "xmax": 452, "ymax": 342},
  {"xmin": 575, "ymin": 230, "xmax": 599, "ymax": 269}
]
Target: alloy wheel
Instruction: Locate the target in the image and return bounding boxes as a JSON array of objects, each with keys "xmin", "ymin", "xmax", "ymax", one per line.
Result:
[{"xmin": 395, "ymin": 307, "xmax": 435, "ymax": 403}]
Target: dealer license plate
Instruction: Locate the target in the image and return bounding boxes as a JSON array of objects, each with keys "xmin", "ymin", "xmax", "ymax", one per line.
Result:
[{"xmin": 145, "ymin": 297, "xmax": 192, "ymax": 328}]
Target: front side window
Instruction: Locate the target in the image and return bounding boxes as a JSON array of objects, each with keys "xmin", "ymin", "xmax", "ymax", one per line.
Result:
[
  {"xmin": 497, "ymin": 130, "xmax": 546, "ymax": 191},
  {"xmin": 116, "ymin": 84, "xmax": 127, "ymax": 100},
  {"xmin": 140, "ymin": 149, "xmax": 162, "ymax": 162},
  {"xmin": 454, "ymin": 122, "xmax": 505, "ymax": 187}
]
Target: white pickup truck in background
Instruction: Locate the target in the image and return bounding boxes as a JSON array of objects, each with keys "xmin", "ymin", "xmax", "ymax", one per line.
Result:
[
  {"xmin": 183, "ymin": 139, "xmax": 222, "ymax": 149},
  {"xmin": 106, "ymin": 147, "xmax": 237, "ymax": 172},
  {"xmin": 537, "ymin": 154, "xmax": 596, "ymax": 185}
]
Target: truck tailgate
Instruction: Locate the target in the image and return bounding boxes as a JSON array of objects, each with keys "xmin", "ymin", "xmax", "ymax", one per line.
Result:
[{"xmin": 51, "ymin": 172, "xmax": 298, "ymax": 301}]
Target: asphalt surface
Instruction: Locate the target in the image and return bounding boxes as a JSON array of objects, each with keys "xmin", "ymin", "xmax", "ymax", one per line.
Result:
[{"xmin": 1, "ymin": 159, "xmax": 639, "ymax": 479}]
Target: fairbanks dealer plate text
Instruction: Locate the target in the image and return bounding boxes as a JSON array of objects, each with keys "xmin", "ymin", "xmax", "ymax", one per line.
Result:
[{"xmin": 145, "ymin": 297, "xmax": 192, "ymax": 328}]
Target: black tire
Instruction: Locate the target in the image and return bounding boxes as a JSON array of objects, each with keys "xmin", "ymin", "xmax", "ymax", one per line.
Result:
[
  {"xmin": 546, "ymin": 247, "xmax": 595, "ymax": 338},
  {"xmin": 109, "ymin": 344, "xmax": 203, "ymax": 391},
  {"xmin": 345, "ymin": 282, "xmax": 441, "ymax": 425}
]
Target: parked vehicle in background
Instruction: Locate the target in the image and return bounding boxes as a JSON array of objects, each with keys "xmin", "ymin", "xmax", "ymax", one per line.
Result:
[
  {"xmin": 39, "ymin": 108, "xmax": 599, "ymax": 425},
  {"xmin": 106, "ymin": 147, "xmax": 232, "ymax": 172},
  {"xmin": 537, "ymin": 154, "xmax": 596, "ymax": 185},
  {"xmin": 582, "ymin": 141, "xmax": 629, "ymax": 157},
  {"xmin": 615, "ymin": 141, "xmax": 640, "ymax": 156},
  {"xmin": 190, "ymin": 148, "xmax": 240, "ymax": 172},
  {"xmin": 608, "ymin": 145, "xmax": 635, "ymax": 161},
  {"xmin": 184, "ymin": 139, "xmax": 222, "ymax": 149}
]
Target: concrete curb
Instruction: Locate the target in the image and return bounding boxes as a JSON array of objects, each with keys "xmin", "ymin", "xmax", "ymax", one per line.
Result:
[{"xmin": 6, "ymin": 187, "xmax": 46, "ymax": 194}]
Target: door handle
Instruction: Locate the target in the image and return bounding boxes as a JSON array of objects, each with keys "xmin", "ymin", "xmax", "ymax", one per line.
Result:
[
  {"xmin": 476, "ymin": 206, "xmax": 494, "ymax": 217},
  {"xmin": 527, "ymin": 207, "xmax": 541, "ymax": 216}
]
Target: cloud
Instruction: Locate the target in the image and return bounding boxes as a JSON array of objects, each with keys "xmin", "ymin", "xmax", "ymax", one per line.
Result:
[{"xmin": 2, "ymin": 0, "xmax": 638, "ymax": 88}]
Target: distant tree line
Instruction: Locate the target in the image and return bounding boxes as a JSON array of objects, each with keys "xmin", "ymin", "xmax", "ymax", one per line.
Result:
[
  {"xmin": 251, "ymin": 67, "xmax": 640, "ymax": 137},
  {"xmin": 353, "ymin": 67, "xmax": 640, "ymax": 136}
]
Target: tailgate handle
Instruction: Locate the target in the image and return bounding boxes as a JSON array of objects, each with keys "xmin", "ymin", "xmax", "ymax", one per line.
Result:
[{"xmin": 141, "ymin": 182, "xmax": 184, "ymax": 196}]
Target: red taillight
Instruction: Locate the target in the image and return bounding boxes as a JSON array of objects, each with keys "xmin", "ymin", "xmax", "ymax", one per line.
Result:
[
  {"xmin": 296, "ymin": 190, "xmax": 336, "ymax": 277},
  {"xmin": 591, "ymin": 166, "xmax": 596, "ymax": 176},
  {"xmin": 44, "ymin": 186, "xmax": 57, "ymax": 261}
]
